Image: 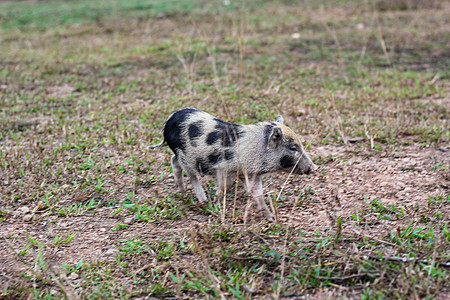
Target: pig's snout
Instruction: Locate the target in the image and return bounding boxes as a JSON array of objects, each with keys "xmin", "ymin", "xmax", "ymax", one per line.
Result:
[{"xmin": 304, "ymin": 163, "xmax": 318, "ymax": 174}]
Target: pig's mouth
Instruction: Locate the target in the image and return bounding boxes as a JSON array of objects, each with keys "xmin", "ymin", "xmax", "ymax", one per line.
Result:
[{"xmin": 296, "ymin": 163, "xmax": 318, "ymax": 175}]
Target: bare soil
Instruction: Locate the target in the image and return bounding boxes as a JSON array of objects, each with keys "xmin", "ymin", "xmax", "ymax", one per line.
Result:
[{"xmin": 1, "ymin": 141, "xmax": 448, "ymax": 297}]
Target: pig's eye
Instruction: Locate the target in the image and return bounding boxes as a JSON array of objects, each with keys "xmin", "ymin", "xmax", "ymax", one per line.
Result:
[{"xmin": 289, "ymin": 145, "xmax": 298, "ymax": 152}]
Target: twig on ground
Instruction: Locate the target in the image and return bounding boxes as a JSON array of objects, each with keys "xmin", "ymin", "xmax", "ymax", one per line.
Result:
[
  {"xmin": 365, "ymin": 255, "xmax": 450, "ymax": 268},
  {"xmin": 189, "ymin": 231, "xmax": 226, "ymax": 300}
]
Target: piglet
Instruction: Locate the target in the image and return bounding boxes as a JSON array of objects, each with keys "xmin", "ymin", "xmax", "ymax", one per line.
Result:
[{"xmin": 150, "ymin": 108, "xmax": 318, "ymax": 222}]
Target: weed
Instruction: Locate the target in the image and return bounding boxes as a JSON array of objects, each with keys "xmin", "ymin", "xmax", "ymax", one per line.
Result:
[
  {"xmin": 390, "ymin": 221, "xmax": 437, "ymax": 249},
  {"xmin": 368, "ymin": 198, "xmax": 405, "ymax": 220},
  {"xmin": 58, "ymin": 199, "xmax": 101, "ymax": 216},
  {"xmin": 119, "ymin": 238, "xmax": 148, "ymax": 256},
  {"xmin": 430, "ymin": 162, "xmax": 447, "ymax": 171},
  {"xmin": 351, "ymin": 210, "xmax": 366, "ymax": 224},
  {"xmin": 62, "ymin": 259, "xmax": 85, "ymax": 274},
  {"xmin": 428, "ymin": 194, "xmax": 450, "ymax": 207},
  {"xmin": 296, "ymin": 188, "xmax": 316, "ymax": 206},
  {"xmin": 120, "ymin": 195, "xmax": 183, "ymax": 222},
  {"xmin": 111, "ymin": 223, "xmax": 129, "ymax": 231},
  {"xmin": 52, "ymin": 234, "xmax": 76, "ymax": 247},
  {"xmin": 150, "ymin": 239, "xmax": 177, "ymax": 260},
  {"xmin": 334, "ymin": 216, "xmax": 343, "ymax": 243}
]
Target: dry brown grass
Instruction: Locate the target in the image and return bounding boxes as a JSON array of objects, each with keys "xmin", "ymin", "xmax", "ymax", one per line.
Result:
[{"xmin": 0, "ymin": 0, "xmax": 449, "ymax": 298}]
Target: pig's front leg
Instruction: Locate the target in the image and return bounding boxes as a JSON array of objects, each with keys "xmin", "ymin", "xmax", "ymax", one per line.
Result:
[
  {"xmin": 247, "ymin": 175, "xmax": 275, "ymax": 222},
  {"xmin": 171, "ymin": 155, "xmax": 185, "ymax": 193}
]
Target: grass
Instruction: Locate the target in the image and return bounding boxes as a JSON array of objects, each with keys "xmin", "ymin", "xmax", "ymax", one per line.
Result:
[{"xmin": 0, "ymin": 0, "xmax": 449, "ymax": 299}]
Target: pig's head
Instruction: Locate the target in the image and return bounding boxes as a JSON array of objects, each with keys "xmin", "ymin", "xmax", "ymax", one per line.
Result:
[{"xmin": 265, "ymin": 116, "xmax": 318, "ymax": 175}]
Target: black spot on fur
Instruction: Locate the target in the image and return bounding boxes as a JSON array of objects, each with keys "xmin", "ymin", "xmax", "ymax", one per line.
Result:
[
  {"xmin": 222, "ymin": 129, "xmax": 238, "ymax": 146},
  {"xmin": 196, "ymin": 158, "xmax": 212, "ymax": 175},
  {"xmin": 213, "ymin": 118, "xmax": 227, "ymax": 126},
  {"xmin": 206, "ymin": 131, "xmax": 221, "ymax": 145},
  {"xmin": 207, "ymin": 151, "xmax": 222, "ymax": 165},
  {"xmin": 280, "ymin": 155, "xmax": 295, "ymax": 169},
  {"xmin": 188, "ymin": 121, "xmax": 204, "ymax": 147},
  {"xmin": 213, "ymin": 118, "xmax": 244, "ymax": 146},
  {"xmin": 164, "ymin": 108, "xmax": 199, "ymax": 153},
  {"xmin": 188, "ymin": 121, "xmax": 204, "ymax": 140},
  {"xmin": 224, "ymin": 149, "xmax": 234, "ymax": 160}
]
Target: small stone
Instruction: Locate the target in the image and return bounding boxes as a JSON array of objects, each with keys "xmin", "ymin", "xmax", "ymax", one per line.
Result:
[
  {"xmin": 295, "ymin": 108, "xmax": 306, "ymax": 116},
  {"xmin": 69, "ymin": 272, "xmax": 79, "ymax": 280},
  {"xmin": 393, "ymin": 152, "xmax": 406, "ymax": 158},
  {"xmin": 157, "ymin": 12, "xmax": 165, "ymax": 19},
  {"xmin": 23, "ymin": 214, "xmax": 32, "ymax": 222},
  {"xmin": 346, "ymin": 136, "xmax": 365, "ymax": 143},
  {"xmin": 380, "ymin": 182, "xmax": 389, "ymax": 187},
  {"xmin": 124, "ymin": 216, "xmax": 135, "ymax": 225},
  {"xmin": 396, "ymin": 182, "xmax": 406, "ymax": 189},
  {"xmin": 18, "ymin": 206, "xmax": 30, "ymax": 214},
  {"xmin": 104, "ymin": 248, "xmax": 117, "ymax": 256},
  {"xmin": 243, "ymin": 284, "xmax": 254, "ymax": 293}
]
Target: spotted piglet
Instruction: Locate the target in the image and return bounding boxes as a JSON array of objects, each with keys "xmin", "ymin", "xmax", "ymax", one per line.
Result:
[{"xmin": 150, "ymin": 108, "xmax": 318, "ymax": 222}]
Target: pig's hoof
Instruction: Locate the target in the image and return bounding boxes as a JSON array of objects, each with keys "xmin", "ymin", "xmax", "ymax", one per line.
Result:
[
  {"xmin": 265, "ymin": 214, "xmax": 276, "ymax": 223},
  {"xmin": 214, "ymin": 196, "xmax": 225, "ymax": 205},
  {"xmin": 198, "ymin": 197, "xmax": 208, "ymax": 204}
]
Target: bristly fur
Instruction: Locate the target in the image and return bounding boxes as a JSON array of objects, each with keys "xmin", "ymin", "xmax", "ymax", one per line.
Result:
[{"xmin": 150, "ymin": 108, "xmax": 318, "ymax": 222}]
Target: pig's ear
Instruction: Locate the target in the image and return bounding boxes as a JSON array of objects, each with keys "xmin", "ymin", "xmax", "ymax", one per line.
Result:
[
  {"xmin": 275, "ymin": 115, "xmax": 284, "ymax": 124},
  {"xmin": 268, "ymin": 126, "xmax": 283, "ymax": 148}
]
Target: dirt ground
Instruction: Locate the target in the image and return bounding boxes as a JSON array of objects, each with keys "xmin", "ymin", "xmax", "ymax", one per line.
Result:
[
  {"xmin": 0, "ymin": 0, "xmax": 449, "ymax": 298},
  {"xmin": 1, "ymin": 140, "xmax": 449, "ymax": 298}
]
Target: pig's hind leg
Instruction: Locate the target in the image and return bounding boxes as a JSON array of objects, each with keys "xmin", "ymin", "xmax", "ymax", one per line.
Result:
[
  {"xmin": 171, "ymin": 155, "xmax": 185, "ymax": 193},
  {"xmin": 172, "ymin": 155, "xmax": 207, "ymax": 204}
]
